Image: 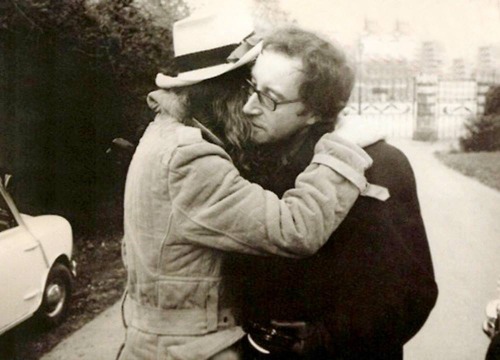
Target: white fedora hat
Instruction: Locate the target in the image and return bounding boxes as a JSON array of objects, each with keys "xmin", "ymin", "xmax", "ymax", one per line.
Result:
[{"xmin": 155, "ymin": 5, "xmax": 262, "ymax": 89}]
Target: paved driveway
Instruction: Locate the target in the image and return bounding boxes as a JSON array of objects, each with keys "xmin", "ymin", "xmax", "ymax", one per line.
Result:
[
  {"xmin": 42, "ymin": 139, "xmax": 500, "ymax": 360},
  {"xmin": 393, "ymin": 140, "xmax": 500, "ymax": 360}
]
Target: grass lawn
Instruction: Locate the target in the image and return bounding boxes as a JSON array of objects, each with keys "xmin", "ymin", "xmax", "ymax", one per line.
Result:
[{"xmin": 435, "ymin": 151, "xmax": 500, "ymax": 191}]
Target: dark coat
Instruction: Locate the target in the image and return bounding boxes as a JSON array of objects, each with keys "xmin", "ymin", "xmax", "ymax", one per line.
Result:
[{"xmin": 230, "ymin": 140, "xmax": 438, "ymax": 360}]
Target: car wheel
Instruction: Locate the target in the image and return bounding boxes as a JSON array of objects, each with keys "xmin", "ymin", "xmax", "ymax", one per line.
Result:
[{"xmin": 35, "ymin": 262, "xmax": 72, "ymax": 328}]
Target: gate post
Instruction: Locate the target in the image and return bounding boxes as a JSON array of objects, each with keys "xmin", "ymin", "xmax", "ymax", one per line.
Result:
[{"xmin": 413, "ymin": 74, "xmax": 438, "ymax": 141}]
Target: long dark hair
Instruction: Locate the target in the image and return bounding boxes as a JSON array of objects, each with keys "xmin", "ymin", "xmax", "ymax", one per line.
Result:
[{"xmin": 176, "ymin": 66, "xmax": 253, "ymax": 169}]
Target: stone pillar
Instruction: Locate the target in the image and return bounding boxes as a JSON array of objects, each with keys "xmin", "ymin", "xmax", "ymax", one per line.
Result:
[{"xmin": 413, "ymin": 74, "xmax": 438, "ymax": 141}]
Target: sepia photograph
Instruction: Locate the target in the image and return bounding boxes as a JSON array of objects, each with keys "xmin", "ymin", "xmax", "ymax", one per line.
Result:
[{"xmin": 0, "ymin": 0, "xmax": 499, "ymax": 359}]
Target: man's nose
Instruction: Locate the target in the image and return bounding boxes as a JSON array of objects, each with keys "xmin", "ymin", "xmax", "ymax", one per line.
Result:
[{"xmin": 243, "ymin": 93, "xmax": 262, "ymax": 115}]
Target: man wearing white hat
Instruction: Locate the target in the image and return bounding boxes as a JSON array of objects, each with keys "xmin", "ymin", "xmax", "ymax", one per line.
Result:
[{"xmin": 118, "ymin": 5, "xmax": 384, "ymax": 360}]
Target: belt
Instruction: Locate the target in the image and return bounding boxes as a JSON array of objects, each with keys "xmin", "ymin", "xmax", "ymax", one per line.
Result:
[{"xmin": 125, "ymin": 297, "xmax": 236, "ymax": 336}]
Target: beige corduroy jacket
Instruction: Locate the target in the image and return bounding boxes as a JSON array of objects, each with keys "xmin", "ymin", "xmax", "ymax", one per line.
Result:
[{"xmin": 119, "ymin": 90, "xmax": 375, "ymax": 360}]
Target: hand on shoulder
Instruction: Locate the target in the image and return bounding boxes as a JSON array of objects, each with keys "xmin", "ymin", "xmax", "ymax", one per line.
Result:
[{"xmin": 334, "ymin": 116, "xmax": 387, "ymax": 148}]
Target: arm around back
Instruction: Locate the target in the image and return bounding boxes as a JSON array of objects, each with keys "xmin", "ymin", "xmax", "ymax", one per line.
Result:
[{"xmin": 168, "ymin": 132, "xmax": 372, "ymax": 258}]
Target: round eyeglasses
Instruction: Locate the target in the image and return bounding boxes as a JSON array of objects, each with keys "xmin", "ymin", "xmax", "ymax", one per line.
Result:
[{"xmin": 245, "ymin": 79, "xmax": 302, "ymax": 111}]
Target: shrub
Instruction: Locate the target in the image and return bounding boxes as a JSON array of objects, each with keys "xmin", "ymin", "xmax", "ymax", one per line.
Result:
[
  {"xmin": 484, "ymin": 85, "xmax": 500, "ymax": 116},
  {"xmin": 0, "ymin": 0, "xmax": 188, "ymax": 233},
  {"xmin": 460, "ymin": 85, "xmax": 500, "ymax": 152}
]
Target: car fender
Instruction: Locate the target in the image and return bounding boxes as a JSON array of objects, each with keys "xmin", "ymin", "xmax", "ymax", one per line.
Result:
[{"xmin": 22, "ymin": 214, "xmax": 73, "ymax": 266}]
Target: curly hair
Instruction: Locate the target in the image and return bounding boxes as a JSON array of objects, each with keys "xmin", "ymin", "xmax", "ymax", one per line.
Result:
[{"xmin": 263, "ymin": 26, "xmax": 355, "ymax": 129}]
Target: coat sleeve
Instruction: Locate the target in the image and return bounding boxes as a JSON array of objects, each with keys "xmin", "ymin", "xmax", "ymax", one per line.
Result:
[{"xmin": 167, "ymin": 133, "xmax": 371, "ymax": 258}]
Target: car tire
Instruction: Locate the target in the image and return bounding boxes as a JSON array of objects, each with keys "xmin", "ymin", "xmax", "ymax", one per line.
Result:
[{"xmin": 35, "ymin": 262, "xmax": 72, "ymax": 328}]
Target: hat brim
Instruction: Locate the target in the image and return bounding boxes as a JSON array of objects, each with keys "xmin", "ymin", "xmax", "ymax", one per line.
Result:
[{"xmin": 156, "ymin": 41, "xmax": 262, "ymax": 89}]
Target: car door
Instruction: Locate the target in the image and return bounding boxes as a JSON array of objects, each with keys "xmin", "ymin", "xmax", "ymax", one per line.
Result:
[{"xmin": 0, "ymin": 193, "xmax": 46, "ymax": 333}]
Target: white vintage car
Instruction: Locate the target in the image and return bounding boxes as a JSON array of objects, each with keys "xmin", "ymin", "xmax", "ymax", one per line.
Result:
[{"xmin": 0, "ymin": 174, "xmax": 76, "ymax": 335}]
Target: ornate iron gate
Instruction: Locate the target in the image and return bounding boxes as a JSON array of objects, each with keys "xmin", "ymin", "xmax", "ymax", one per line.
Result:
[
  {"xmin": 342, "ymin": 77, "xmax": 494, "ymax": 140},
  {"xmin": 342, "ymin": 76, "xmax": 416, "ymax": 138}
]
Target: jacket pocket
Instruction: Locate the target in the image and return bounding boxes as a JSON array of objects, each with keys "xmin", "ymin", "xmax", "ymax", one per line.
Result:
[{"xmin": 153, "ymin": 276, "xmax": 220, "ymax": 335}]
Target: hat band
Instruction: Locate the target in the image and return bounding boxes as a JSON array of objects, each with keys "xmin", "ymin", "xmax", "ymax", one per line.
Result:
[{"xmin": 175, "ymin": 44, "xmax": 239, "ymax": 73}]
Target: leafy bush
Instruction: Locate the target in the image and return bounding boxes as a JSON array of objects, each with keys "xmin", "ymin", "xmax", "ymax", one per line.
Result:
[
  {"xmin": 0, "ymin": 0, "xmax": 187, "ymax": 232},
  {"xmin": 460, "ymin": 85, "xmax": 500, "ymax": 152}
]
